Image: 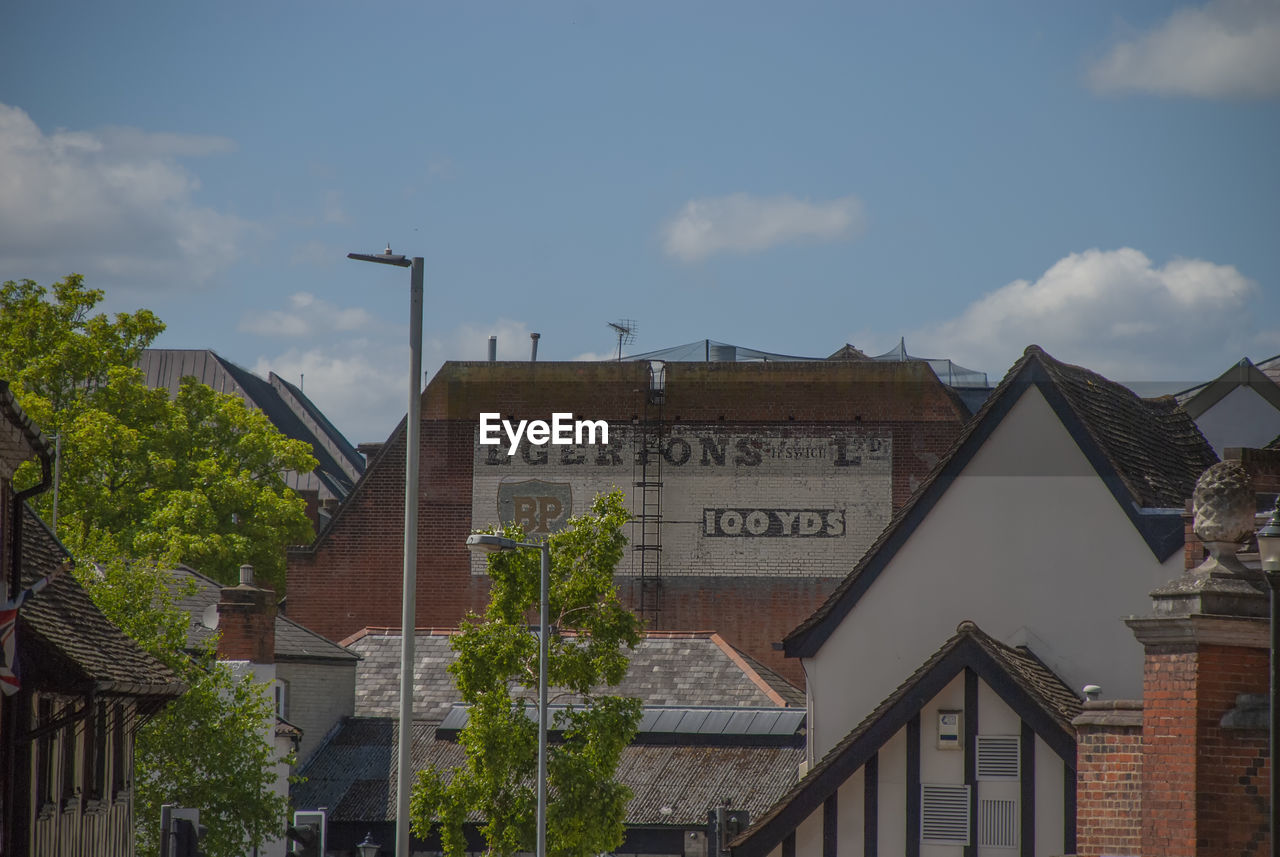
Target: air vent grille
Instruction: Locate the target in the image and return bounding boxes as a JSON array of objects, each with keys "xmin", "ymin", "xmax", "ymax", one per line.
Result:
[
  {"xmin": 976, "ymin": 735, "xmax": 1020, "ymax": 780},
  {"xmin": 921, "ymin": 784, "xmax": 970, "ymax": 845},
  {"xmin": 979, "ymin": 798, "xmax": 1018, "ymax": 848}
]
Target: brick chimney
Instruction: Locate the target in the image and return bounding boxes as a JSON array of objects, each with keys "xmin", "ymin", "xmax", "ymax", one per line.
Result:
[{"xmin": 216, "ymin": 564, "xmax": 276, "ymax": 664}]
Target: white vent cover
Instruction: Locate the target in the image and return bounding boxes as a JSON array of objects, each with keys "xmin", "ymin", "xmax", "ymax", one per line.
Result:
[
  {"xmin": 979, "ymin": 798, "xmax": 1018, "ymax": 848},
  {"xmin": 976, "ymin": 735, "xmax": 1020, "ymax": 780},
  {"xmin": 921, "ymin": 784, "xmax": 970, "ymax": 845}
]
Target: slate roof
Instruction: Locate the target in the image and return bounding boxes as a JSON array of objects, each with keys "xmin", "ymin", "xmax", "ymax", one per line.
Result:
[
  {"xmin": 17, "ymin": 507, "xmax": 184, "ymax": 699},
  {"xmin": 167, "ymin": 566, "xmax": 356, "ymax": 663},
  {"xmin": 784, "ymin": 345, "xmax": 1217, "ymax": 657},
  {"xmin": 344, "ymin": 629, "xmax": 803, "ymax": 721},
  {"xmin": 731, "ymin": 622, "xmax": 1080, "ymax": 857},
  {"xmin": 294, "ymin": 716, "xmax": 803, "ymax": 827},
  {"xmin": 300, "ymin": 629, "xmax": 806, "ymax": 827}
]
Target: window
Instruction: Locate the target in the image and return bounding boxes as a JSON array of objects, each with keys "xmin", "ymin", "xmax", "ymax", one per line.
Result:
[
  {"xmin": 86, "ymin": 701, "xmax": 108, "ymax": 800},
  {"xmin": 273, "ymin": 679, "xmax": 289, "ymax": 719},
  {"xmin": 111, "ymin": 703, "xmax": 128, "ymax": 796},
  {"xmin": 35, "ymin": 698, "xmax": 54, "ymax": 808},
  {"xmin": 60, "ymin": 717, "xmax": 77, "ymax": 804}
]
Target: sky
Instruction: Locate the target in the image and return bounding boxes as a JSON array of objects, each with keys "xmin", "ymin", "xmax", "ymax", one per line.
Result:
[{"xmin": 2, "ymin": 1, "xmax": 1278, "ymax": 444}]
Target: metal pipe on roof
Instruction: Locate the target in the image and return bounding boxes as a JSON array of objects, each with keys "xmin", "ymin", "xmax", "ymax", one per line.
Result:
[
  {"xmin": 488, "ymin": 336, "xmax": 497, "ymax": 362},
  {"xmin": 530, "ymin": 333, "xmax": 540, "ymax": 362}
]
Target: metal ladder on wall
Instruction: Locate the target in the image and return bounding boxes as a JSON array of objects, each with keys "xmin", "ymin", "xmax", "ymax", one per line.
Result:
[{"xmin": 631, "ymin": 361, "xmax": 666, "ymax": 618}]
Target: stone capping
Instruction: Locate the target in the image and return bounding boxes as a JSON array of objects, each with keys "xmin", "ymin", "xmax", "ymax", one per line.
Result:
[
  {"xmin": 1072, "ymin": 699, "xmax": 1143, "ymax": 729},
  {"xmin": 1125, "ymin": 614, "xmax": 1269, "ymax": 649}
]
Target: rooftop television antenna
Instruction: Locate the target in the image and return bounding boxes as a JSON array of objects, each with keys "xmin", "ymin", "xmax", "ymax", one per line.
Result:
[{"xmin": 608, "ymin": 320, "xmax": 637, "ymax": 361}]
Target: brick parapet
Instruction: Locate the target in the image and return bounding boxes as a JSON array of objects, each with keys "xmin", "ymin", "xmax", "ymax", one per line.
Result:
[
  {"xmin": 1135, "ymin": 633, "xmax": 1270, "ymax": 857},
  {"xmin": 1074, "ymin": 699, "xmax": 1144, "ymax": 857}
]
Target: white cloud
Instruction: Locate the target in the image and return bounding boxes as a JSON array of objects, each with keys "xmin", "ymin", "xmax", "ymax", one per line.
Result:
[
  {"xmin": 1088, "ymin": 0, "xmax": 1280, "ymax": 98},
  {"xmin": 0, "ymin": 103, "xmax": 250, "ymax": 287},
  {"xmin": 238, "ymin": 291, "xmax": 377, "ymax": 337},
  {"xmin": 253, "ymin": 316, "xmax": 540, "ymax": 442},
  {"xmin": 255, "ymin": 344, "xmax": 404, "ymax": 444},
  {"xmin": 573, "ymin": 350, "xmax": 620, "ymax": 362},
  {"xmin": 429, "ymin": 319, "xmax": 539, "ymax": 363},
  {"xmin": 910, "ymin": 247, "xmax": 1259, "ymax": 383},
  {"xmin": 661, "ymin": 193, "xmax": 865, "ymax": 262}
]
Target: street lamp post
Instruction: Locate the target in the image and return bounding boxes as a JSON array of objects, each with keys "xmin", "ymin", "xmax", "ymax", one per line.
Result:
[
  {"xmin": 1258, "ymin": 505, "xmax": 1280, "ymax": 857},
  {"xmin": 348, "ymin": 246, "xmax": 423, "ymax": 857},
  {"xmin": 465, "ymin": 533, "xmax": 551, "ymax": 857}
]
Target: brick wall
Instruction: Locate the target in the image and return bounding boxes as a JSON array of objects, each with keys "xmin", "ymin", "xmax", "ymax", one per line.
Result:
[
  {"xmin": 286, "ymin": 361, "xmax": 969, "ymax": 677},
  {"xmin": 1073, "ymin": 700, "xmax": 1144, "ymax": 857},
  {"xmin": 1140, "ymin": 643, "xmax": 1269, "ymax": 857}
]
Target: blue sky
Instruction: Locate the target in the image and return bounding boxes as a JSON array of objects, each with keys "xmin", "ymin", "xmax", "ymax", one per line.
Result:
[{"xmin": 2, "ymin": 1, "xmax": 1278, "ymax": 442}]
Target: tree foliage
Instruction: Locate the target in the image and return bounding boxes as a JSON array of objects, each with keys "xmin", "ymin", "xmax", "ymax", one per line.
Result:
[
  {"xmin": 1, "ymin": 276, "xmax": 312, "ymax": 854},
  {"xmin": 76, "ymin": 559, "xmax": 291, "ymax": 857},
  {"xmin": 411, "ymin": 490, "xmax": 644, "ymax": 857},
  {"xmin": 1, "ymin": 275, "xmax": 315, "ymax": 589}
]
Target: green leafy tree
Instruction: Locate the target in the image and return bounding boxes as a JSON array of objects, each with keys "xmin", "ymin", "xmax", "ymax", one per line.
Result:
[
  {"xmin": 0, "ymin": 276, "xmax": 313, "ymax": 854},
  {"xmin": 411, "ymin": 490, "xmax": 644, "ymax": 857},
  {"xmin": 76, "ymin": 559, "xmax": 291, "ymax": 857},
  {"xmin": 1, "ymin": 275, "xmax": 316, "ymax": 589}
]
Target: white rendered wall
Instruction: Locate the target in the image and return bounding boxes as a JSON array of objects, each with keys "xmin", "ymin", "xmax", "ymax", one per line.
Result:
[
  {"xmin": 836, "ymin": 758, "xmax": 866, "ymax": 857},
  {"xmin": 276, "ymin": 660, "xmax": 356, "ymax": 764},
  {"xmin": 1193, "ymin": 384, "xmax": 1280, "ymax": 456},
  {"xmin": 804, "ymin": 386, "xmax": 1182, "ymax": 759},
  {"xmin": 1034, "ymin": 735, "xmax": 1065, "ymax": 857}
]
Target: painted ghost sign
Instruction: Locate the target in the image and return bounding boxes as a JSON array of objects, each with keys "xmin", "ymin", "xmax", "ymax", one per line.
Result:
[
  {"xmin": 472, "ymin": 423, "xmax": 892, "ymax": 578},
  {"xmin": 497, "ymin": 480, "xmax": 573, "ymax": 534}
]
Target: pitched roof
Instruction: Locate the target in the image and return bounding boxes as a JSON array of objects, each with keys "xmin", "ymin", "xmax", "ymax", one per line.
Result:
[
  {"xmin": 167, "ymin": 566, "xmax": 357, "ymax": 663},
  {"xmin": 137, "ymin": 349, "xmax": 364, "ymax": 501},
  {"xmin": 17, "ymin": 507, "xmax": 184, "ymax": 699},
  {"xmin": 784, "ymin": 345, "xmax": 1216, "ymax": 658},
  {"xmin": 731, "ymin": 622, "xmax": 1080, "ymax": 857},
  {"xmin": 1176, "ymin": 358, "xmax": 1280, "ymax": 416},
  {"xmin": 343, "ymin": 629, "xmax": 803, "ymax": 722},
  {"xmin": 294, "ymin": 716, "xmax": 803, "ymax": 827}
]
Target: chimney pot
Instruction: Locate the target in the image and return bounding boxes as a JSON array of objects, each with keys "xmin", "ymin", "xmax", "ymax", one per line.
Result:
[{"xmin": 240, "ymin": 564, "xmax": 254, "ymax": 586}]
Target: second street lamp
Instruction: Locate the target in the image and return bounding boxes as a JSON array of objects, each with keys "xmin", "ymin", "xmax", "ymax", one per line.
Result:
[
  {"xmin": 465, "ymin": 533, "xmax": 551, "ymax": 857},
  {"xmin": 348, "ymin": 245, "xmax": 423, "ymax": 857}
]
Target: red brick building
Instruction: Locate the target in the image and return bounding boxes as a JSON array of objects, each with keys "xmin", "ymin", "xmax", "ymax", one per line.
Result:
[{"xmin": 285, "ymin": 359, "xmax": 971, "ymax": 681}]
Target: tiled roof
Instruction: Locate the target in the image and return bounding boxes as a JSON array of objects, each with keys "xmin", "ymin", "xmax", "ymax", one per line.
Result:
[
  {"xmin": 784, "ymin": 345, "xmax": 1216, "ymax": 657},
  {"xmin": 1035, "ymin": 350, "xmax": 1216, "ymax": 509},
  {"xmin": 167, "ymin": 566, "xmax": 356, "ymax": 663},
  {"xmin": 344, "ymin": 629, "xmax": 802, "ymax": 721},
  {"xmin": 295, "ymin": 716, "xmax": 802, "ymax": 826},
  {"xmin": 17, "ymin": 508, "xmax": 184, "ymax": 698},
  {"xmin": 732, "ymin": 622, "xmax": 1080, "ymax": 857}
]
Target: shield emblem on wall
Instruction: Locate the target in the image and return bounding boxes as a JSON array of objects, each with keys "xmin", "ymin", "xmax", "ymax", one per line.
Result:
[{"xmin": 497, "ymin": 480, "xmax": 573, "ymax": 535}]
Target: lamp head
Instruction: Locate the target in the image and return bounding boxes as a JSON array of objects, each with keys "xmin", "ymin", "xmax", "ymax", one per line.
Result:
[
  {"xmin": 466, "ymin": 534, "xmax": 518, "ymax": 554},
  {"xmin": 1257, "ymin": 504, "xmax": 1280, "ymax": 572}
]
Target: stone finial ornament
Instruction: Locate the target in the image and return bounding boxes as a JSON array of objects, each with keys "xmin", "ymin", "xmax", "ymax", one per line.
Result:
[
  {"xmin": 1192, "ymin": 461, "xmax": 1256, "ymax": 545},
  {"xmin": 1187, "ymin": 465, "xmax": 1249, "ymax": 580}
]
